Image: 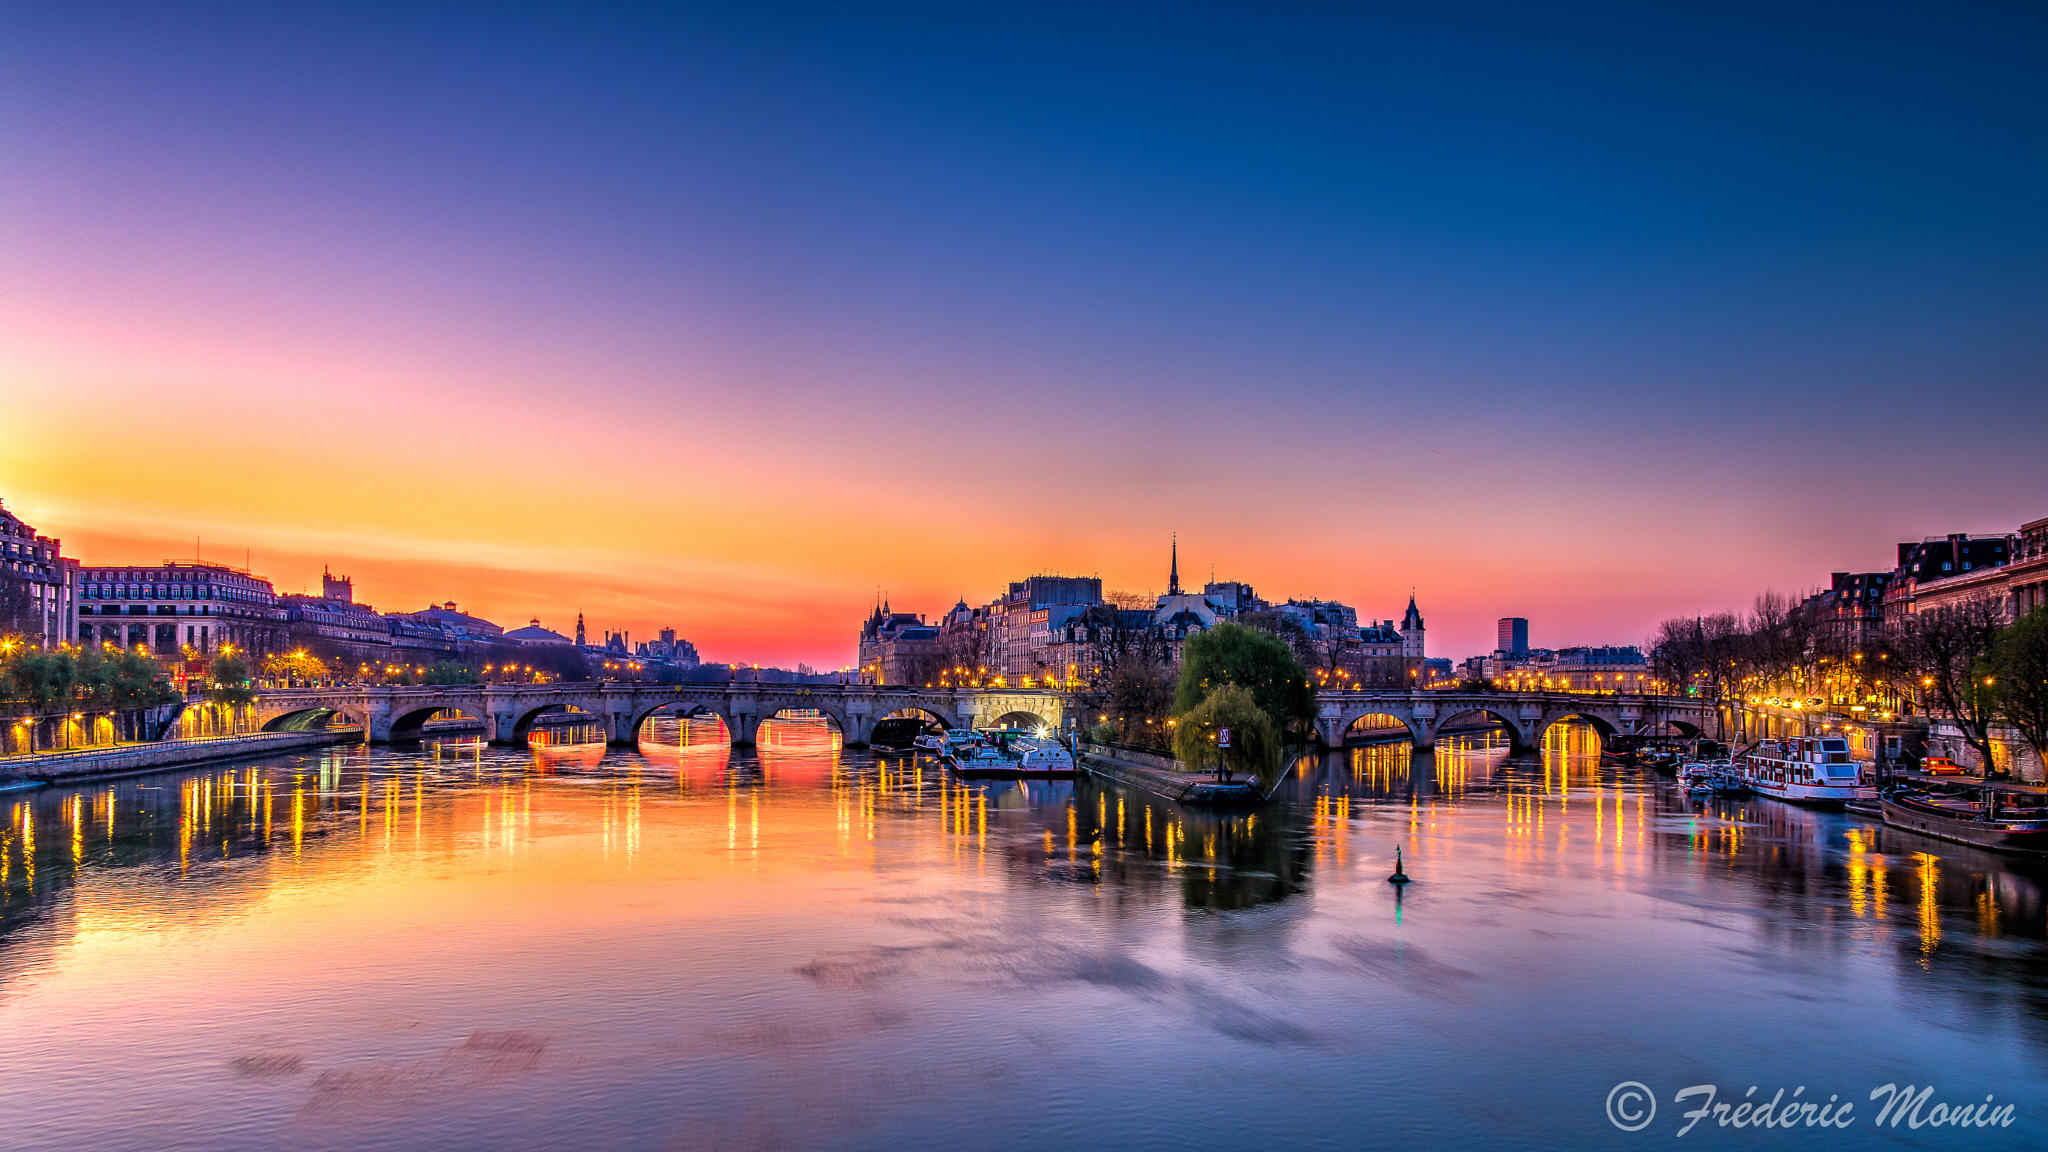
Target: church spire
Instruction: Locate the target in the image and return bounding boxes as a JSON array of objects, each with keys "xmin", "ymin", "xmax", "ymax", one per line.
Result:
[{"xmin": 1168, "ymin": 534, "xmax": 1181, "ymax": 596}]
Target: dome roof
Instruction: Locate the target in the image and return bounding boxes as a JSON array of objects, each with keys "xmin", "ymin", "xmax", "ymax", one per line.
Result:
[{"xmin": 503, "ymin": 617, "xmax": 572, "ymax": 645}]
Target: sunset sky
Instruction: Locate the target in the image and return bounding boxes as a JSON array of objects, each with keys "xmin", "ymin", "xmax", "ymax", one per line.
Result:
[{"xmin": 4, "ymin": 3, "xmax": 2045, "ymax": 668}]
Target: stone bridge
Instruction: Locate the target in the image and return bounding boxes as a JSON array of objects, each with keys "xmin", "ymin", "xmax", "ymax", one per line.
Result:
[
  {"xmin": 1314, "ymin": 690, "xmax": 1714, "ymax": 754},
  {"xmin": 247, "ymin": 683, "xmax": 1069, "ymax": 747},
  {"xmin": 245, "ymin": 681, "xmax": 1710, "ymax": 753}
]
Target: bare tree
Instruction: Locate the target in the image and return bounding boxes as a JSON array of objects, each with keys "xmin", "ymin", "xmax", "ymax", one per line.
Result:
[
  {"xmin": 1077, "ymin": 597, "xmax": 1168, "ymax": 676},
  {"xmin": 1899, "ymin": 598, "xmax": 2008, "ymax": 773},
  {"xmin": 1990, "ymin": 608, "xmax": 2048, "ymax": 767},
  {"xmin": 1744, "ymin": 590, "xmax": 1814, "ymax": 693},
  {"xmin": 937, "ymin": 619, "xmax": 1001, "ymax": 680},
  {"xmin": 1650, "ymin": 617, "xmax": 1706, "ymax": 696},
  {"xmin": 892, "ymin": 646, "xmax": 941, "ymax": 687},
  {"xmin": 1652, "ymin": 613, "xmax": 1747, "ymax": 724}
]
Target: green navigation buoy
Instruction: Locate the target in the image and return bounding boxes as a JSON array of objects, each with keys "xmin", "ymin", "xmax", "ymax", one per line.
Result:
[{"xmin": 1387, "ymin": 845, "xmax": 1410, "ymax": 885}]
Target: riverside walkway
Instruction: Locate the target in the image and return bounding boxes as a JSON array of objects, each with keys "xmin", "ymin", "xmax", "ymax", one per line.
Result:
[{"xmin": 0, "ymin": 729, "xmax": 356, "ymax": 785}]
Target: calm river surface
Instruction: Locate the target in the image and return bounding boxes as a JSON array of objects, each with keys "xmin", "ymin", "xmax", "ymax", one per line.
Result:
[{"xmin": 2, "ymin": 721, "xmax": 2045, "ymax": 1151}]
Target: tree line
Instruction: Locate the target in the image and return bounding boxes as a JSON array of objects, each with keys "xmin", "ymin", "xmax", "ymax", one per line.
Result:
[
  {"xmin": 0, "ymin": 641, "xmax": 182, "ymax": 739},
  {"xmin": 1650, "ymin": 598, "xmax": 2048, "ymax": 774}
]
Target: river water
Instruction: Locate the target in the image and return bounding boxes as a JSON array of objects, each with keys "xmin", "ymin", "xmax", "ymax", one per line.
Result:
[{"xmin": 0, "ymin": 721, "xmax": 2043, "ymax": 1151}]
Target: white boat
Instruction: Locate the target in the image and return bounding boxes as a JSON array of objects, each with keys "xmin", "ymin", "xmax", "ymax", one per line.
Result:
[
  {"xmin": 936, "ymin": 731, "xmax": 984, "ymax": 758},
  {"xmin": 1708, "ymin": 760, "xmax": 1748, "ymax": 795},
  {"xmin": 911, "ymin": 731, "xmax": 947, "ymax": 753},
  {"xmin": 1009, "ymin": 736, "xmax": 1076, "ymax": 777},
  {"xmin": 1737, "ymin": 737, "xmax": 1866, "ymax": 807},
  {"xmin": 1678, "ymin": 761, "xmax": 1715, "ymax": 795},
  {"xmin": 944, "ymin": 739, "xmax": 1021, "ymax": 777},
  {"xmin": 937, "ymin": 730, "xmax": 1075, "ymax": 778}
]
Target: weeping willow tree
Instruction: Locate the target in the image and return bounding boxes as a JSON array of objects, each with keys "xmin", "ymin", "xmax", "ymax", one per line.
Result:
[
  {"xmin": 1172, "ymin": 622, "xmax": 1317, "ymax": 744},
  {"xmin": 1173, "ymin": 684, "xmax": 1280, "ymax": 785}
]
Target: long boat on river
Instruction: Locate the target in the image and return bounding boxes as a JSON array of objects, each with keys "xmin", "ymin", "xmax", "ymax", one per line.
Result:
[
  {"xmin": 1881, "ymin": 776, "xmax": 2048, "ymax": 854},
  {"xmin": 939, "ymin": 730, "xmax": 1077, "ymax": 779},
  {"xmin": 1736, "ymin": 737, "xmax": 1868, "ymax": 808}
]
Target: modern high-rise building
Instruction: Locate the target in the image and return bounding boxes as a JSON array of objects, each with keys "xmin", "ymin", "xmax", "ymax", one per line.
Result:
[{"xmin": 1496, "ymin": 617, "xmax": 1529, "ymax": 657}]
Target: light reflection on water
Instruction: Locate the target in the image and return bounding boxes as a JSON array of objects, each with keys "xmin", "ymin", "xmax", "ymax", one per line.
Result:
[{"xmin": 0, "ymin": 723, "xmax": 2044, "ymax": 1151}]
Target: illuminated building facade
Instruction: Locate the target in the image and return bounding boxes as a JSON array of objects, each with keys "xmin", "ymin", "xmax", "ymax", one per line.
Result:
[
  {"xmin": 1898, "ymin": 517, "xmax": 2048, "ymax": 623},
  {"xmin": 857, "ymin": 599, "xmax": 943, "ymax": 685},
  {"xmin": 76, "ymin": 561, "xmax": 282, "ymax": 655},
  {"xmin": 0, "ymin": 498, "xmax": 77, "ymax": 647},
  {"xmin": 1796, "ymin": 571, "xmax": 1891, "ymax": 650},
  {"xmin": 1882, "ymin": 532, "xmax": 2013, "ymax": 623}
]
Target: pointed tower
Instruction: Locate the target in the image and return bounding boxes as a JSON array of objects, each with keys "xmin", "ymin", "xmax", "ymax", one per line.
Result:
[
  {"xmin": 1400, "ymin": 593, "xmax": 1425, "ymax": 661},
  {"xmin": 575, "ymin": 612, "xmax": 587, "ymax": 647},
  {"xmin": 1168, "ymin": 534, "xmax": 1182, "ymax": 596}
]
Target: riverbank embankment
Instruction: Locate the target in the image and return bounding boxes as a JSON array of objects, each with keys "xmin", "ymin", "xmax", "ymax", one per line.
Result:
[
  {"xmin": 0, "ymin": 730, "xmax": 359, "ymax": 787},
  {"xmin": 1077, "ymin": 742, "xmax": 1263, "ymax": 806}
]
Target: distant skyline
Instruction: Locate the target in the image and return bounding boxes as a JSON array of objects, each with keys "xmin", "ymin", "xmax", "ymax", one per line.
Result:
[{"xmin": 5, "ymin": 3, "xmax": 2045, "ymax": 667}]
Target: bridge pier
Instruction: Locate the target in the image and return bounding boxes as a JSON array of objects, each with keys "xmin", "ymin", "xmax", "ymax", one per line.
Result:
[
  {"xmin": 1504, "ymin": 722, "xmax": 1540, "ymax": 757},
  {"xmin": 1315, "ymin": 717, "xmax": 1347, "ymax": 749},
  {"xmin": 605, "ymin": 709, "xmax": 635, "ymax": 746},
  {"xmin": 729, "ymin": 712, "xmax": 760, "ymax": 747},
  {"xmin": 1410, "ymin": 698, "xmax": 1436, "ymax": 750},
  {"xmin": 841, "ymin": 712, "xmax": 873, "ymax": 747}
]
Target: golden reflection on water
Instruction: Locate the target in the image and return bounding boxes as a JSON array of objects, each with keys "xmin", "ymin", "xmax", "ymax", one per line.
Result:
[
  {"xmin": 0, "ymin": 719, "xmax": 2040, "ymax": 1048},
  {"xmin": 1918, "ymin": 852, "xmax": 1942, "ymax": 960}
]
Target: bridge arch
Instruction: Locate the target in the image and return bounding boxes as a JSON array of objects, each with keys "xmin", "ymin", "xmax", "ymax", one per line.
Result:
[
  {"xmin": 631, "ymin": 702, "xmax": 732, "ymax": 748},
  {"xmin": 757, "ymin": 706, "xmax": 845, "ymax": 749},
  {"xmin": 509, "ymin": 701, "xmax": 603, "ymax": 744},
  {"xmin": 1340, "ymin": 711, "xmax": 1423, "ymax": 746},
  {"xmin": 386, "ymin": 704, "xmax": 487, "ymax": 743},
  {"xmin": 988, "ymin": 710, "xmax": 1054, "ymax": 736},
  {"xmin": 261, "ymin": 706, "xmax": 366, "ymax": 733},
  {"xmin": 880, "ymin": 706, "xmax": 951, "ymax": 730},
  {"xmin": 880, "ymin": 704, "xmax": 958, "ymax": 730},
  {"xmin": 968, "ymin": 696, "xmax": 1060, "ymax": 733},
  {"xmin": 1539, "ymin": 711, "xmax": 1620, "ymax": 743},
  {"xmin": 1431, "ymin": 706, "xmax": 1533, "ymax": 754}
]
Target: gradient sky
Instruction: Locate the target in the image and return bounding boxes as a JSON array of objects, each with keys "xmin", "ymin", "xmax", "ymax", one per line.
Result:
[{"xmin": 4, "ymin": 2, "xmax": 2045, "ymax": 667}]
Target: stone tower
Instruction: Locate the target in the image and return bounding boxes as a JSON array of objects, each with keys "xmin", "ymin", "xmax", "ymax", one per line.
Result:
[
  {"xmin": 322, "ymin": 566, "xmax": 352, "ymax": 604},
  {"xmin": 1401, "ymin": 594, "xmax": 1425, "ymax": 660},
  {"xmin": 575, "ymin": 612, "xmax": 586, "ymax": 647},
  {"xmin": 1167, "ymin": 535, "xmax": 1181, "ymax": 596}
]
